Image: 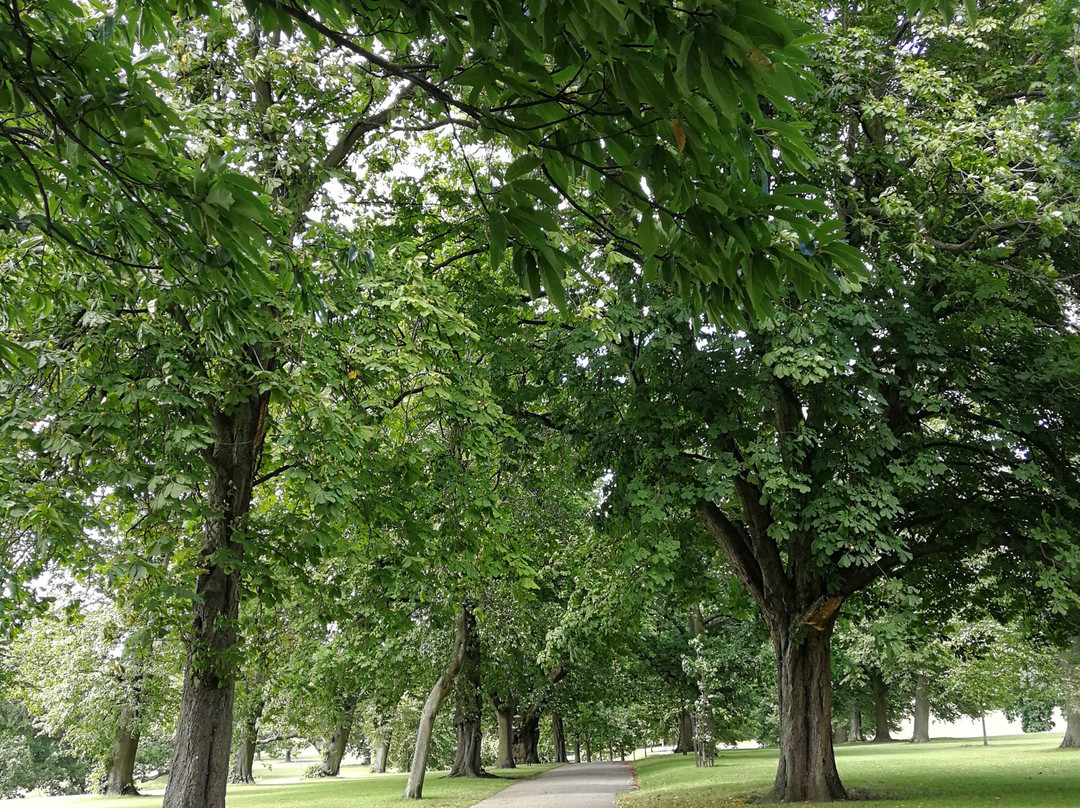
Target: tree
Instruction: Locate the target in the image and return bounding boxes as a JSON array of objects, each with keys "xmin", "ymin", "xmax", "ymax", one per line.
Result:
[{"xmin": 511, "ymin": 1, "xmax": 1080, "ymax": 800}]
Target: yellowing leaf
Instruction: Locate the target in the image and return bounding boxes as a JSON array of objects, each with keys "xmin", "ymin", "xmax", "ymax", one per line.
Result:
[{"xmin": 672, "ymin": 120, "xmax": 687, "ymax": 155}]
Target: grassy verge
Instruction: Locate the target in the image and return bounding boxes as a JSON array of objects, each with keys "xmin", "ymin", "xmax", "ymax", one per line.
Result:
[
  {"xmin": 0, "ymin": 763, "xmax": 560, "ymax": 808},
  {"xmin": 622, "ymin": 734, "xmax": 1080, "ymax": 808}
]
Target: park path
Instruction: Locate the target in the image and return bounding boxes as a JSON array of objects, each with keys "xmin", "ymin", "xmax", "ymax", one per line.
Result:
[{"xmin": 470, "ymin": 762, "xmax": 637, "ymax": 808}]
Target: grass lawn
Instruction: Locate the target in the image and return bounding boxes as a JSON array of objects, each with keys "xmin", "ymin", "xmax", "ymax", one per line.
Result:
[
  {"xmin": 0, "ymin": 762, "xmax": 560, "ymax": 808},
  {"xmin": 622, "ymin": 734, "xmax": 1080, "ymax": 808}
]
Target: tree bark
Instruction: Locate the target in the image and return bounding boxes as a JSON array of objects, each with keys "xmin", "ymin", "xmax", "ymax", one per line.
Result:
[
  {"xmin": 673, "ymin": 708, "xmax": 694, "ymax": 754},
  {"xmin": 912, "ymin": 672, "xmax": 931, "ymax": 743},
  {"xmin": 833, "ymin": 721, "xmax": 848, "ymax": 744},
  {"xmin": 585, "ymin": 730, "xmax": 592, "ymax": 762},
  {"xmin": 448, "ymin": 610, "xmax": 486, "ymax": 778},
  {"xmin": 163, "ymin": 389, "xmax": 270, "ymax": 808},
  {"xmin": 770, "ymin": 620, "xmax": 847, "ymax": 801},
  {"xmin": 403, "ymin": 608, "xmax": 469, "ymax": 799},
  {"xmin": 850, "ymin": 708, "xmax": 864, "ymax": 741},
  {"xmin": 104, "ymin": 705, "xmax": 140, "ymax": 796},
  {"xmin": 489, "ymin": 693, "xmax": 517, "ymax": 768},
  {"xmin": 513, "ymin": 710, "xmax": 541, "ymax": 764},
  {"xmin": 316, "ymin": 694, "xmax": 358, "ymax": 777},
  {"xmin": 371, "ymin": 726, "xmax": 392, "ymax": 773},
  {"xmin": 551, "ymin": 712, "xmax": 568, "ymax": 764},
  {"xmin": 573, "ymin": 736, "xmax": 581, "ymax": 763},
  {"xmin": 229, "ymin": 721, "xmax": 257, "ymax": 784},
  {"xmin": 1060, "ymin": 635, "xmax": 1080, "ymax": 748},
  {"xmin": 871, "ymin": 671, "xmax": 892, "ymax": 742}
]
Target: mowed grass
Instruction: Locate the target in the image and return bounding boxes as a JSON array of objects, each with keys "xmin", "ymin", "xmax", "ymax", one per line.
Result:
[
  {"xmin": 622, "ymin": 734, "xmax": 1080, "ymax": 808},
  {"xmin": 0, "ymin": 762, "xmax": 560, "ymax": 808}
]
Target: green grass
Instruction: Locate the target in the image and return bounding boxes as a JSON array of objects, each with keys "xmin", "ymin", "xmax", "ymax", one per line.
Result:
[
  {"xmin": 0, "ymin": 762, "xmax": 560, "ymax": 808},
  {"xmin": 622, "ymin": 734, "xmax": 1080, "ymax": 808}
]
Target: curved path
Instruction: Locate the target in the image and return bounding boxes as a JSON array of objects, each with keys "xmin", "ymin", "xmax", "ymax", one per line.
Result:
[{"xmin": 470, "ymin": 762, "xmax": 636, "ymax": 808}]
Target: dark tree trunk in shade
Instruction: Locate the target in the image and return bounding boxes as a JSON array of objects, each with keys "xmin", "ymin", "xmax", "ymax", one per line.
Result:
[
  {"xmin": 284, "ymin": 748, "xmax": 291, "ymax": 762},
  {"xmin": 403, "ymin": 609, "xmax": 469, "ymax": 799},
  {"xmin": 833, "ymin": 721, "xmax": 848, "ymax": 744},
  {"xmin": 489, "ymin": 693, "xmax": 517, "ymax": 769},
  {"xmin": 673, "ymin": 708, "xmax": 694, "ymax": 754},
  {"xmin": 104, "ymin": 705, "xmax": 140, "ymax": 796},
  {"xmin": 448, "ymin": 613, "xmax": 487, "ymax": 778},
  {"xmin": 317, "ymin": 694, "xmax": 358, "ymax": 777},
  {"xmin": 585, "ymin": 731, "xmax": 592, "ymax": 762},
  {"xmin": 551, "ymin": 713, "xmax": 568, "ymax": 763},
  {"xmin": 163, "ymin": 388, "xmax": 271, "ymax": 808},
  {"xmin": 514, "ymin": 711, "xmax": 541, "ymax": 764},
  {"xmin": 573, "ymin": 736, "xmax": 581, "ymax": 763},
  {"xmin": 871, "ymin": 671, "xmax": 892, "ymax": 742},
  {"xmin": 912, "ymin": 672, "xmax": 931, "ymax": 743},
  {"xmin": 849, "ymin": 709, "xmax": 864, "ymax": 741}
]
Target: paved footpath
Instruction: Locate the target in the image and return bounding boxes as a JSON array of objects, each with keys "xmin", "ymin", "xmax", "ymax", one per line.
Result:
[{"xmin": 470, "ymin": 762, "xmax": 637, "ymax": 808}]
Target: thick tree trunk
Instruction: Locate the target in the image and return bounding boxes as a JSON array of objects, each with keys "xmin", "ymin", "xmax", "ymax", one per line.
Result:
[
  {"xmin": 1060, "ymin": 635, "xmax": 1080, "ymax": 748},
  {"xmin": 833, "ymin": 721, "xmax": 848, "ymax": 744},
  {"xmin": 404, "ymin": 608, "xmax": 469, "ymax": 799},
  {"xmin": 371, "ymin": 727, "xmax": 391, "ymax": 773},
  {"xmin": 912, "ymin": 672, "xmax": 931, "ymax": 743},
  {"xmin": 585, "ymin": 731, "xmax": 592, "ymax": 762},
  {"xmin": 163, "ymin": 392, "xmax": 270, "ymax": 808},
  {"xmin": 229, "ymin": 724, "xmax": 256, "ymax": 783},
  {"xmin": 573, "ymin": 736, "xmax": 581, "ymax": 763},
  {"xmin": 489, "ymin": 693, "xmax": 517, "ymax": 768},
  {"xmin": 284, "ymin": 748, "xmax": 292, "ymax": 762},
  {"xmin": 551, "ymin": 712, "xmax": 568, "ymax": 763},
  {"xmin": 771, "ymin": 620, "xmax": 847, "ymax": 802},
  {"xmin": 850, "ymin": 708, "xmax": 864, "ymax": 741},
  {"xmin": 317, "ymin": 694, "xmax": 358, "ymax": 776},
  {"xmin": 104, "ymin": 706, "xmax": 140, "ymax": 796},
  {"xmin": 871, "ymin": 671, "xmax": 892, "ymax": 742},
  {"xmin": 673, "ymin": 708, "xmax": 694, "ymax": 754},
  {"xmin": 448, "ymin": 611, "xmax": 486, "ymax": 778},
  {"xmin": 513, "ymin": 711, "xmax": 541, "ymax": 764}
]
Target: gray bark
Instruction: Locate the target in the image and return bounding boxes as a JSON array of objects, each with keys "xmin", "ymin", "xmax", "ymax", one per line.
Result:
[
  {"xmin": 448, "ymin": 611, "xmax": 486, "ymax": 778},
  {"xmin": 912, "ymin": 672, "xmax": 930, "ymax": 743},
  {"xmin": 403, "ymin": 608, "xmax": 469, "ymax": 799},
  {"xmin": 371, "ymin": 727, "xmax": 391, "ymax": 773},
  {"xmin": 104, "ymin": 705, "xmax": 140, "ymax": 796},
  {"xmin": 489, "ymin": 693, "xmax": 517, "ymax": 768},
  {"xmin": 163, "ymin": 389, "xmax": 271, "ymax": 808},
  {"xmin": 551, "ymin": 712, "xmax": 568, "ymax": 764},
  {"xmin": 317, "ymin": 694, "xmax": 358, "ymax": 776},
  {"xmin": 871, "ymin": 671, "xmax": 892, "ymax": 742},
  {"xmin": 849, "ymin": 708, "xmax": 864, "ymax": 741},
  {"xmin": 1061, "ymin": 635, "xmax": 1080, "ymax": 748}
]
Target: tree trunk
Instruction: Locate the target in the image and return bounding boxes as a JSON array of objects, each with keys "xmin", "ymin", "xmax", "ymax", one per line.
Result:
[
  {"xmin": 371, "ymin": 727, "xmax": 391, "ymax": 773},
  {"xmin": 229, "ymin": 723, "xmax": 257, "ymax": 784},
  {"xmin": 673, "ymin": 708, "xmax": 694, "ymax": 754},
  {"xmin": 770, "ymin": 620, "xmax": 847, "ymax": 802},
  {"xmin": 912, "ymin": 672, "xmax": 930, "ymax": 743},
  {"xmin": 514, "ymin": 710, "xmax": 541, "ymax": 764},
  {"xmin": 551, "ymin": 712, "xmax": 568, "ymax": 763},
  {"xmin": 317, "ymin": 694, "xmax": 359, "ymax": 776},
  {"xmin": 104, "ymin": 705, "xmax": 140, "ymax": 796},
  {"xmin": 284, "ymin": 748, "xmax": 291, "ymax": 762},
  {"xmin": 833, "ymin": 721, "xmax": 848, "ymax": 744},
  {"xmin": 585, "ymin": 730, "xmax": 592, "ymax": 762},
  {"xmin": 489, "ymin": 693, "xmax": 517, "ymax": 769},
  {"xmin": 1060, "ymin": 635, "xmax": 1080, "ymax": 748},
  {"xmin": 163, "ymin": 392, "xmax": 270, "ymax": 808},
  {"xmin": 403, "ymin": 608, "xmax": 469, "ymax": 799},
  {"xmin": 448, "ymin": 610, "xmax": 486, "ymax": 778},
  {"xmin": 573, "ymin": 736, "xmax": 581, "ymax": 763},
  {"xmin": 850, "ymin": 708, "xmax": 864, "ymax": 741},
  {"xmin": 871, "ymin": 671, "xmax": 891, "ymax": 742}
]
